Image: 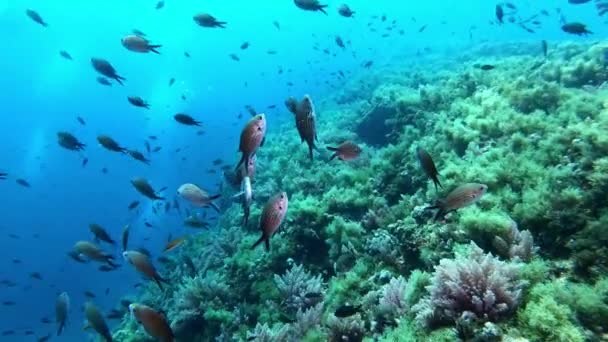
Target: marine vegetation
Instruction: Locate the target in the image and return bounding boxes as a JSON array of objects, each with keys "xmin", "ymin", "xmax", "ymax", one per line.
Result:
[{"xmin": 107, "ymin": 39, "xmax": 608, "ymax": 341}]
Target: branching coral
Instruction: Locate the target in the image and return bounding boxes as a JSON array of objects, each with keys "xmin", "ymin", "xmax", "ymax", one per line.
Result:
[
  {"xmin": 413, "ymin": 242, "xmax": 524, "ymax": 328},
  {"xmin": 274, "ymin": 263, "xmax": 323, "ymax": 315}
]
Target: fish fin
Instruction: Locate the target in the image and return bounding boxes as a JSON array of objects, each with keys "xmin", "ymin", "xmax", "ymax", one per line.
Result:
[
  {"xmin": 243, "ymin": 206, "xmax": 250, "ymax": 226},
  {"xmin": 232, "ymin": 191, "xmax": 244, "ymax": 200},
  {"xmin": 308, "ymin": 145, "xmax": 313, "ymax": 160},
  {"xmin": 235, "ymin": 155, "xmax": 246, "ymax": 172},
  {"xmin": 261, "ymin": 137, "xmax": 265, "ymax": 147},
  {"xmin": 209, "ymin": 194, "xmax": 221, "ymax": 200},
  {"xmin": 329, "ymin": 153, "xmax": 337, "ymax": 161},
  {"xmin": 57, "ymin": 322, "xmax": 65, "ymax": 336},
  {"xmin": 265, "ymin": 239, "xmax": 270, "ymax": 251},
  {"xmin": 251, "ymin": 235, "xmax": 265, "ymax": 250},
  {"xmin": 432, "ymin": 176, "xmax": 442, "ymax": 190},
  {"xmin": 149, "ymin": 45, "xmax": 161, "ymax": 54},
  {"xmin": 326, "ymin": 146, "xmax": 338, "ymax": 151},
  {"xmin": 114, "ymin": 75, "xmax": 125, "ymax": 85},
  {"xmin": 209, "ymin": 202, "xmax": 220, "ymax": 213},
  {"xmin": 318, "ymin": 5, "xmax": 328, "ymax": 15}
]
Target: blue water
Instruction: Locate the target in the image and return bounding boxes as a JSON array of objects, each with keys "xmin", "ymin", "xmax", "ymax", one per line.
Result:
[{"xmin": 0, "ymin": 0, "xmax": 605, "ymax": 341}]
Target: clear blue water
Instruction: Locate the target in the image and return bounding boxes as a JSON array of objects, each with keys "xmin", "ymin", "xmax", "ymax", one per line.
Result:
[{"xmin": 0, "ymin": 0, "xmax": 605, "ymax": 341}]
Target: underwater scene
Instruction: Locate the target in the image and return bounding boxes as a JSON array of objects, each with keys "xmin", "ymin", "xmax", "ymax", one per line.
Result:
[{"xmin": 2, "ymin": 0, "xmax": 608, "ymax": 341}]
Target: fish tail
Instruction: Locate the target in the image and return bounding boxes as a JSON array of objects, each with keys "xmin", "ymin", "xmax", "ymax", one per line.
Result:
[
  {"xmin": 209, "ymin": 202, "xmax": 221, "ymax": 213},
  {"xmin": 57, "ymin": 322, "xmax": 65, "ymax": 336},
  {"xmin": 318, "ymin": 5, "xmax": 328, "ymax": 15},
  {"xmin": 149, "ymin": 45, "xmax": 162, "ymax": 54},
  {"xmin": 432, "ymin": 176, "xmax": 442, "ymax": 190},
  {"xmin": 154, "ymin": 195, "xmax": 166, "ymax": 200},
  {"xmin": 115, "ymin": 75, "xmax": 126, "ymax": 85},
  {"xmin": 235, "ymin": 155, "xmax": 246, "ymax": 172},
  {"xmin": 216, "ymin": 21, "xmax": 227, "ymax": 28},
  {"xmin": 251, "ymin": 235, "xmax": 265, "ymax": 250},
  {"xmin": 308, "ymin": 144, "xmax": 314, "ymax": 160},
  {"xmin": 243, "ymin": 206, "xmax": 250, "ymax": 226}
]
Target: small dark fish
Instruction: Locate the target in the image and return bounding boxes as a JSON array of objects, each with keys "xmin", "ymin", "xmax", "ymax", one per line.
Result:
[
  {"xmin": 3, "ymin": 301, "xmax": 16, "ymax": 306},
  {"xmin": 212, "ymin": 158, "xmax": 223, "ymax": 166},
  {"xmin": 338, "ymin": 4, "xmax": 355, "ymax": 17},
  {"xmin": 97, "ymin": 135, "xmax": 127, "ymax": 153},
  {"xmin": 144, "ymin": 141, "xmax": 151, "ymax": 153},
  {"xmin": 495, "ymin": 5, "xmax": 504, "ymax": 24},
  {"xmin": 335, "ymin": 36, "xmax": 345, "ymax": 48},
  {"xmin": 240, "ymin": 42, "xmax": 250, "ymax": 49},
  {"xmin": 40, "ymin": 317, "xmax": 52, "ymax": 323},
  {"xmin": 561, "ymin": 22, "xmax": 592, "ymax": 35},
  {"xmin": 38, "ymin": 334, "xmax": 52, "ymax": 342},
  {"xmin": 8, "ymin": 233, "xmax": 19, "ymax": 239},
  {"xmin": 89, "ymin": 223, "xmax": 116, "ymax": 245},
  {"xmin": 96, "ymin": 77, "xmax": 112, "ymax": 86},
  {"xmin": 101, "ymin": 167, "xmax": 108, "ymax": 174},
  {"xmin": 334, "ymin": 304, "xmax": 361, "ymax": 318},
  {"xmin": 362, "ymin": 60, "xmax": 373, "ymax": 68},
  {"xmin": 418, "ymin": 25, "xmax": 427, "ymax": 32},
  {"xmin": 479, "ymin": 64, "xmax": 495, "ymax": 70},
  {"xmin": 416, "ymin": 147, "xmax": 442, "ymax": 190},
  {"xmin": 541, "ymin": 40, "xmax": 548, "ymax": 57},
  {"xmin": 16, "ymin": 179, "xmax": 30, "ymax": 187},
  {"xmin": 245, "ymin": 105, "xmax": 257, "ymax": 116},
  {"xmin": 131, "ymin": 177, "xmax": 165, "ymax": 200},
  {"xmin": 127, "ymin": 149, "xmax": 151, "ymax": 165},
  {"xmin": 144, "ymin": 222, "xmax": 154, "ymax": 228},
  {"xmin": 29, "ymin": 272, "xmax": 43, "ymax": 280},
  {"xmin": 184, "ymin": 52, "xmax": 191, "ymax": 58},
  {"xmin": 121, "ymin": 225, "xmax": 130, "ymax": 251},
  {"xmin": 57, "ymin": 132, "xmax": 86, "ymax": 151},
  {"xmin": 82, "ymin": 157, "xmax": 89, "ymax": 167},
  {"xmin": 105, "ymin": 288, "xmax": 109, "ymax": 295},
  {"xmin": 0, "ymin": 172, "xmax": 6, "ymax": 180},
  {"xmin": 12, "ymin": 258, "xmax": 21, "ymax": 264},
  {"xmin": 26, "ymin": 9, "xmax": 47, "ymax": 27},
  {"xmin": 294, "ymin": 0, "xmax": 328, "ymax": 14},
  {"xmin": 568, "ymin": 0, "xmax": 591, "ymax": 3},
  {"xmin": 267, "ymin": 104, "xmax": 277, "ymax": 109},
  {"xmin": 1, "ymin": 330, "xmax": 15, "ymax": 336},
  {"xmin": 91, "ymin": 58, "xmax": 126, "ymax": 85},
  {"xmin": 98, "ymin": 265, "xmax": 116, "ymax": 272},
  {"xmin": 273, "ymin": 20, "xmax": 281, "ymax": 30},
  {"xmin": 59, "ymin": 50, "xmax": 73, "ymax": 60},
  {"xmin": 304, "ymin": 292, "xmax": 323, "ymax": 299},
  {"xmin": 155, "ymin": 0, "xmax": 165, "ymax": 9},
  {"xmin": 193, "ymin": 13, "xmax": 227, "ymax": 28},
  {"xmin": 84, "ymin": 291, "xmax": 96, "ymax": 298},
  {"xmin": 169, "ymin": 78, "xmax": 175, "ymax": 86},
  {"xmin": 128, "ymin": 96, "xmax": 150, "ymax": 109},
  {"xmin": 505, "ymin": 2, "xmax": 516, "ymax": 9},
  {"xmin": 128, "ymin": 201, "xmax": 140, "ymax": 210},
  {"xmin": 229, "ymin": 53, "xmax": 240, "ymax": 61},
  {"xmin": 174, "ymin": 113, "xmax": 201, "ymax": 126},
  {"xmin": 132, "ymin": 29, "xmax": 146, "ymax": 37}
]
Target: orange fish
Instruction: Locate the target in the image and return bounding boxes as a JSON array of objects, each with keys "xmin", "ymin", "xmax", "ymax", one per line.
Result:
[
  {"xmin": 129, "ymin": 303, "xmax": 174, "ymax": 342},
  {"xmin": 428, "ymin": 183, "xmax": 487, "ymax": 219},
  {"xmin": 123, "ymin": 250, "xmax": 168, "ymax": 289},
  {"xmin": 163, "ymin": 237, "xmax": 186, "ymax": 253},
  {"xmin": 252, "ymin": 192, "xmax": 289, "ymax": 251},
  {"xmin": 327, "ymin": 141, "xmax": 361, "ymax": 161},
  {"xmin": 416, "ymin": 147, "xmax": 442, "ymax": 190},
  {"xmin": 236, "ymin": 114, "xmax": 266, "ymax": 172}
]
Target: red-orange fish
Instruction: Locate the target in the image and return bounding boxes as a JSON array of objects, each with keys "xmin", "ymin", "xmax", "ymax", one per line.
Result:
[
  {"xmin": 129, "ymin": 303, "xmax": 174, "ymax": 342},
  {"xmin": 416, "ymin": 147, "xmax": 442, "ymax": 190},
  {"xmin": 163, "ymin": 237, "xmax": 186, "ymax": 253},
  {"xmin": 252, "ymin": 192, "xmax": 289, "ymax": 251},
  {"xmin": 428, "ymin": 183, "xmax": 488, "ymax": 219},
  {"xmin": 123, "ymin": 250, "xmax": 168, "ymax": 289},
  {"xmin": 286, "ymin": 95, "xmax": 318, "ymax": 160},
  {"xmin": 327, "ymin": 141, "xmax": 362, "ymax": 161},
  {"xmin": 236, "ymin": 114, "xmax": 266, "ymax": 172}
]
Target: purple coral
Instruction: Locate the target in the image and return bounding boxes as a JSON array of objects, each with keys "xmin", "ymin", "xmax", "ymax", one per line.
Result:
[
  {"xmin": 413, "ymin": 242, "xmax": 524, "ymax": 328},
  {"xmin": 378, "ymin": 276, "xmax": 409, "ymax": 318},
  {"xmin": 493, "ymin": 218, "xmax": 535, "ymax": 261}
]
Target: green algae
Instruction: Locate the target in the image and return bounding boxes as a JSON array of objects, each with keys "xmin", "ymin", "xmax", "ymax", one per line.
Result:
[{"xmin": 112, "ymin": 41, "xmax": 608, "ymax": 341}]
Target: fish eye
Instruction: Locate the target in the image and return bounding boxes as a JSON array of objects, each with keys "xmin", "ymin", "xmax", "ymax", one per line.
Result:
[{"xmin": 279, "ymin": 206, "xmax": 283, "ymax": 210}]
